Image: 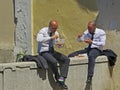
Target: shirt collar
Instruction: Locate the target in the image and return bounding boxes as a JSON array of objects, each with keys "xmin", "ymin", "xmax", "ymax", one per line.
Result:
[{"xmin": 48, "ymin": 28, "xmax": 52, "ymax": 34}]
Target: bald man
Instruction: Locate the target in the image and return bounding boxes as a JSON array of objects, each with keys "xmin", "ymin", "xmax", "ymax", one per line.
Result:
[
  {"xmin": 37, "ymin": 20, "xmax": 70, "ymax": 89},
  {"xmin": 68, "ymin": 21, "xmax": 106, "ymax": 83}
]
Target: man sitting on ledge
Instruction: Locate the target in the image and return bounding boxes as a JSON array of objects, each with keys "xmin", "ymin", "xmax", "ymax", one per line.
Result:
[
  {"xmin": 68, "ymin": 21, "xmax": 106, "ymax": 83},
  {"xmin": 36, "ymin": 20, "xmax": 70, "ymax": 89}
]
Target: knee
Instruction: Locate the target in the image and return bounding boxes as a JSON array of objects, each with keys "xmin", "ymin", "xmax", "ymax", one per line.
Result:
[{"xmin": 88, "ymin": 55, "xmax": 96, "ymax": 62}]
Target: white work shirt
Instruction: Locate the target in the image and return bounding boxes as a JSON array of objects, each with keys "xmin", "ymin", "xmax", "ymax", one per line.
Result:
[
  {"xmin": 77, "ymin": 28, "xmax": 106, "ymax": 50},
  {"xmin": 36, "ymin": 27, "xmax": 59, "ymax": 53}
]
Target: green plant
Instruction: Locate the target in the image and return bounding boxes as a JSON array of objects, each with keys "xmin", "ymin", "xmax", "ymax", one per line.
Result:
[{"xmin": 16, "ymin": 51, "xmax": 27, "ymax": 62}]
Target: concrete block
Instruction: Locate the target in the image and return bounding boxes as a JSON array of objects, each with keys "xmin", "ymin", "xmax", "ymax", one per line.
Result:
[
  {"xmin": 3, "ymin": 62, "xmax": 36, "ymax": 90},
  {"xmin": 67, "ymin": 56, "xmax": 112, "ymax": 90},
  {"xmin": 0, "ymin": 56, "xmax": 113, "ymax": 90},
  {"xmin": 2, "ymin": 62, "xmax": 61, "ymax": 90}
]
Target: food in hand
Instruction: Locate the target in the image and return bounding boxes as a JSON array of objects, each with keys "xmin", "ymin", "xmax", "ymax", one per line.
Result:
[{"xmin": 56, "ymin": 42, "xmax": 63, "ymax": 46}]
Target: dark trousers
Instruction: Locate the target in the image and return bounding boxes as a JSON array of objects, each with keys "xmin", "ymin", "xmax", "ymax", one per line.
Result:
[
  {"xmin": 68, "ymin": 48, "xmax": 101, "ymax": 77},
  {"xmin": 40, "ymin": 51, "xmax": 70, "ymax": 80}
]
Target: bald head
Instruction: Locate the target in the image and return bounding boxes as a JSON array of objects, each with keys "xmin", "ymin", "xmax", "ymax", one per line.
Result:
[
  {"xmin": 87, "ymin": 21, "xmax": 96, "ymax": 34},
  {"xmin": 49, "ymin": 20, "xmax": 58, "ymax": 33},
  {"xmin": 49, "ymin": 20, "xmax": 58, "ymax": 27}
]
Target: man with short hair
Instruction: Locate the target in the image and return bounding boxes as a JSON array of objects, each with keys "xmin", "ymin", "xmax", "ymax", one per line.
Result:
[
  {"xmin": 36, "ymin": 20, "xmax": 70, "ymax": 89},
  {"xmin": 68, "ymin": 21, "xmax": 106, "ymax": 83}
]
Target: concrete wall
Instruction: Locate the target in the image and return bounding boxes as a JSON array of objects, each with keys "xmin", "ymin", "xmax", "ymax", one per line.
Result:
[
  {"xmin": 0, "ymin": 56, "xmax": 113, "ymax": 90},
  {"xmin": 0, "ymin": 0, "xmax": 15, "ymax": 63},
  {"xmin": 96, "ymin": 0, "xmax": 120, "ymax": 31},
  {"xmin": 96, "ymin": 1, "xmax": 120, "ymax": 88},
  {"xmin": 14, "ymin": 0, "xmax": 33, "ymax": 60},
  {"xmin": 0, "ymin": 0, "xmax": 33, "ymax": 62},
  {"xmin": 0, "ymin": 0, "xmax": 14, "ymax": 49}
]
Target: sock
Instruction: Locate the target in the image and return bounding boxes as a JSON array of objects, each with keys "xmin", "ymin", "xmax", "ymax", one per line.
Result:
[{"xmin": 58, "ymin": 76, "xmax": 64, "ymax": 82}]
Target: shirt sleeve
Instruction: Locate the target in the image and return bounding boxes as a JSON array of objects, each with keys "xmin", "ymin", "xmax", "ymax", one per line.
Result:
[
  {"xmin": 36, "ymin": 30, "xmax": 51, "ymax": 43},
  {"xmin": 92, "ymin": 32, "xmax": 106, "ymax": 46},
  {"xmin": 77, "ymin": 35, "xmax": 84, "ymax": 42},
  {"xmin": 77, "ymin": 31, "xmax": 88, "ymax": 42}
]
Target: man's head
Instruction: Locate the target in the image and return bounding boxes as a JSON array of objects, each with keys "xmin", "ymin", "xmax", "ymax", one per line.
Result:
[
  {"xmin": 87, "ymin": 21, "xmax": 96, "ymax": 34},
  {"xmin": 49, "ymin": 20, "xmax": 58, "ymax": 33}
]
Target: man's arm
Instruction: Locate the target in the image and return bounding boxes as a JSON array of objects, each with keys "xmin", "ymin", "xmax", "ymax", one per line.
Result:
[
  {"xmin": 36, "ymin": 30, "xmax": 51, "ymax": 43},
  {"xmin": 92, "ymin": 33, "xmax": 106, "ymax": 46},
  {"xmin": 77, "ymin": 33, "xmax": 85, "ymax": 42}
]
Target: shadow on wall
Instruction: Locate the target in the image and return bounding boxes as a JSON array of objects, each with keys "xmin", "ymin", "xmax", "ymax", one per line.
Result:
[
  {"xmin": 76, "ymin": 0, "xmax": 98, "ymax": 11},
  {"xmin": 13, "ymin": 0, "xmax": 17, "ymax": 25},
  {"xmin": 37, "ymin": 68, "xmax": 63, "ymax": 90}
]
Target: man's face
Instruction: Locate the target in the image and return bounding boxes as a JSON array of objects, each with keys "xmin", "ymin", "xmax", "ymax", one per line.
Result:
[
  {"xmin": 49, "ymin": 20, "xmax": 58, "ymax": 33},
  {"xmin": 49, "ymin": 25, "xmax": 57, "ymax": 33},
  {"xmin": 88, "ymin": 23, "xmax": 96, "ymax": 34}
]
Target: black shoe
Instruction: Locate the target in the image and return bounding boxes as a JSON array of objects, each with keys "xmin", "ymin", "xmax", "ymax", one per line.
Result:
[
  {"xmin": 86, "ymin": 76, "xmax": 92, "ymax": 83},
  {"xmin": 56, "ymin": 81, "xmax": 68, "ymax": 89}
]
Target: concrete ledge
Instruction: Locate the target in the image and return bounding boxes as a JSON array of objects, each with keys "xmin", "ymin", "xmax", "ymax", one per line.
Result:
[
  {"xmin": 69, "ymin": 55, "xmax": 108, "ymax": 65},
  {"xmin": 0, "ymin": 56, "xmax": 113, "ymax": 90}
]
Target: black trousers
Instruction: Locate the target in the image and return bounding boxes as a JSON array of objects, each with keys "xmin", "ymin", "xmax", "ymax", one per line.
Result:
[
  {"xmin": 40, "ymin": 51, "xmax": 70, "ymax": 80},
  {"xmin": 68, "ymin": 48, "xmax": 101, "ymax": 77}
]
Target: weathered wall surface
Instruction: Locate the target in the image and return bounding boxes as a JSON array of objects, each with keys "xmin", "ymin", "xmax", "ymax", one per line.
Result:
[
  {"xmin": 105, "ymin": 31, "xmax": 120, "ymax": 90},
  {"xmin": 14, "ymin": 0, "xmax": 33, "ymax": 58},
  {"xmin": 96, "ymin": 0, "xmax": 120, "ymax": 31},
  {"xmin": 0, "ymin": 0, "xmax": 14, "ymax": 63},
  {"xmin": 0, "ymin": 0, "xmax": 120, "ymax": 90},
  {"xmin": 95, "ymin": 0, "xmax": 120, "ymax": 90},
  {"xmin": 33, "ymin": 1, "xmax": 120, "ymax": 90},
  {"xmin": 0, "ymin": 56, "xmax": 112, "ymax": 90},
  {"xmin": 0, "ymin": 0, "xmax": 33, "ymax": 62}
]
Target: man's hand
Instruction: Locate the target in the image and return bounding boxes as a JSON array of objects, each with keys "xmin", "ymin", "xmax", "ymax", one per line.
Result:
[
  {"xmin": 51, "ymin": 35, "xmax": 58, "ymax": 40},
  {"xmin": 56, "ymin": 42, "xmax": 64, "ymax": 48},
  {"xmin": 84, "ymin": 38, "xmax": 93, "ymax": 44},
  {"xmin": 56, "ymin": 41, "xmax": 64, "ymax": 46}
]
